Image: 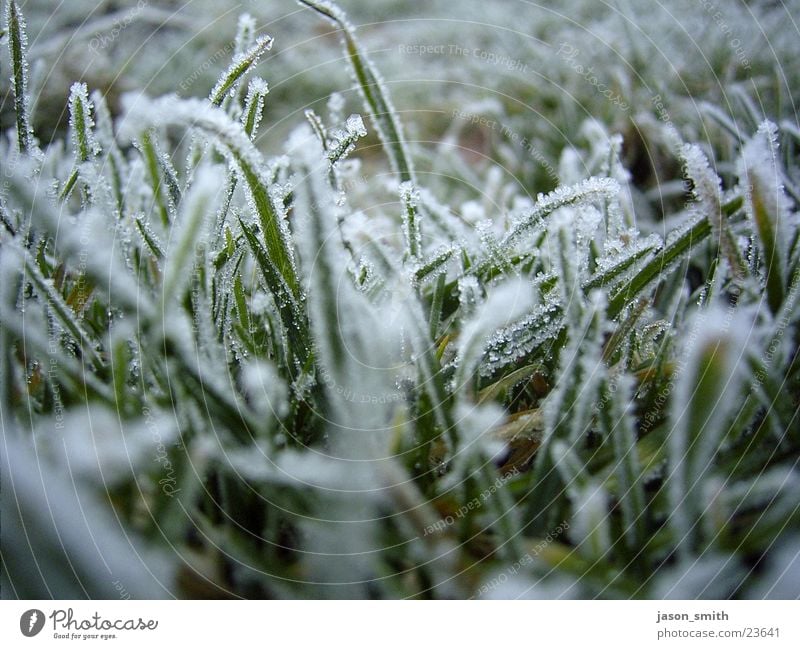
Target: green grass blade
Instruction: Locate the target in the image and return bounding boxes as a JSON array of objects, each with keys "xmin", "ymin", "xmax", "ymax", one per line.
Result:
[
  {"xmin": 209, "ymin": 34, "xmax": 273, "ymax": 106},
  {"xmin": 298, "ymin": 0, "xmax": 415, "ymax": 183},
  {"xmin": 120, "ymin": 96, "xmax": 300, "ymax": 299},
  {"xmin": 5, "ymin": 1, "xmax": 36, "ymax": 154},
  {"xmin": 608, "ymin": 217, "xmax": 712, "ymax": 319}
]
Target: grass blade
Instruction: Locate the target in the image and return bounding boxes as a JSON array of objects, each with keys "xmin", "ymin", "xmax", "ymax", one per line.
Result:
[
  {"xmin": 209, "ymin": 34, "xmax": 273, "ymax": 106},
  {"xmin": 5, "ymin": 1, "xmax": 36, "ymax": 154},
  {"xmin": 298, "ymin": 0, "xmax": 415, "ymax": 183}
]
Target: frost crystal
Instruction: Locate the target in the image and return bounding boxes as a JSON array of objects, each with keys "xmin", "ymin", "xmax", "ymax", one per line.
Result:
[
  {"xmin": 738, "ymin": 121, "xmax": 791, "ymax": 307},
  {"xmin": 327, "ymin": 114, "xmax": 368, "ymax": 164},
  {"xmin": 5, "ymin": 1, "xmax": 40, "ymax": 157},
  {"xmin": 327, "ymin": 91, "xmax": 346, "ymax": 123},
  {"xmin": 455, "ymin": 277, "xmax": 535, "ymax": 390},
  {"xmin": 505, "ymin": 177, "xmax": 619, "ymax": 245},
  {"xmin": 400, "ymin": 181, "xmax": 422, "ymax": 259},
  {"xmin": 68, "ymin": 82, "xmax": 99, "ymax": 161},
  {"xmin": 458, "ymin": 275, "xmax": 482, "ymax": 319},
  {"xmin": 209, "ymin": 34, "xmax": 274, "ymax": 106},
  {"xmin": 681, "ymin": 143, "xmax": 722, "ymax": 216},
  {"xmin": 234, "ymin": 13, "xmax": 258, "ymax": 56},
  {"xmin": 241, "ymin": 77, "xmax": 269, "ymax": 139}
]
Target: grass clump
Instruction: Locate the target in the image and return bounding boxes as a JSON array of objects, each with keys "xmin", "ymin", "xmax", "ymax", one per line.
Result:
[{"xmin": 1, "ymin": 0, "xmax": 799, "ymax": 599}]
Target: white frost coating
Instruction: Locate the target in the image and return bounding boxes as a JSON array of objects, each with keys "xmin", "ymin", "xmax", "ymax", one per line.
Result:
[
  {"xmin": 208, "ymin": 34, "xmax": 274, "ymax": 105},
  {"xmin": 284, "ymin": 122, "xmax": 317, "ymax": 158},
  {"xmin": 748, "ymin": 535, "xmax": 800, "ymax": 598},
  {"xmin": 542, "ymin": 291, "xmax": 607, "ymax": 444},
  {"xmin": 2, "ymin": 432, "xmax": 173, "ymax": 597},
  {"xmin": 411, "ymin": 242, "xmax": 457, "ymax": 285},
  {"xmin": 234, "ymin": 12, "xmax": 257, "ymax": 56},
  {"xmin": 399, "ymin": 180, "xmax": 419, "ymax": 207},
  {"xmin": 241, "ymin": 359, "xmax": 289, "ymax": 419},
  {"xmin": 246, "ymin": 76, "xmax": 269, "ymax": 96},
  {"xmin": 546, "ymin": 205, "xmax": 603, "ymax": 282},
  {"xmin": 596, "ymin": 232, "xmax": 660, "ymax": 274},
  {"xmin": 679, "ymin": 141, "xmax": 748, "ymax": 281},
  {"xmin": 294, "ymin": 133, "xmax": 403, "ymax": 451},
  {"xmin": 0, "ymin": 239, "xmax": 99, "ymax": 369},
  {"xmin": 0, "ymin": 144, "xmax": 60, "ymax": 232},
  {"xmin": 505, "ymin": 177, "xmax": 619, "ymax": 245},
  {"xmin": 124, "ymin": 157, "xmax": 149, "ymax": 215},
  {"xmin": 418, "ymin": 186, "xmax": 473, "ymax": 242},
  {"xmin": 76, "ymin": 160, "xmax": 116, "ymax": 221},
  {"xmin": 120, "ymin": 95, "xmax": 252, "ymax": 157},
  {"xmin": 652, "ymin": 555, "xmax": 743, "ymax": 600},
  {"xmin": 119, "ymin": 93, "xmax": 297, "ymax": 273},
  {"xmin": 548, "ymin": 213, "xmax": 582, "ymax": 321},
  {"xmin": 569, "ymin": 481, "xmax": 611, "ymax": 562},
  {"xmin": 90, "ymin": 89, "xmax": 128, "ymax": 205},
  {"xmin": 345, "ymin": 113, "xmax": 367, "ymax": 138},
  {"xmin": 162, "ymin": 164, "xmax": 223, "ymax": 308},
  {"xmin": 680, "ymin": 143, "xmax": 722, "ymax": 218},
  {"xmin": 400, "ymin": 180, "xmax": 421, "ymax": 259},
  {"xmin": 326, "ymin": 113, "xmax": 368, "ymax": 163},
  {"xmin": 664, "ymin": 213, "xmax": 703, "ymax": 247},
  {"xmin": 298, "ymin": 0, "xmax": 414, "ymax": 185},
  {"xmin": 452, "ymin": 399, "xmax": 506, "ymax": 459},
  {"xmin": 250, "ymin": 289, "xmax": 273, "ymax": 316},
  {"xmin": 241, "ymin": 77, "xmax": 269, "ymax": 138},
  {"xmin": 462, "ymin": 201, "xmax": 486, "ymax": 225},
  {"xmin": 68, "ymin": 82, "xmax": 99, "ymax": 160},
  {"xmin": 5, "ymin": 0, "xmax": 42, "ymax": 159},
  {"xmin": 667, "ymin": 304, "xmax": 752, "ymax": 556},
  {"xmin": 37, "ymin": 406, "xmax": 177, "ymax": 488},
  {"xmin": 457, "ymin": 275, "xmax": 482, "ymax": 318},
  {"xmin": 0, "ymin": 243, "xmax": 23, "ymax": 313},
  {"xmin": 738, "ymin": 120, "xmax": 791, "ymax": 263},
  {"xmin": 481, "ymin": 297, "xmax": 562, "ymax": 376},
  {"xmin": 558, "ymin": 147, "xmax": 584, "ymax": 185},
  {"xmin": 724, "ymin": 465, "xmax": 800, "ymax": 513},
  {"xmin": 299, "ymin": 0, "xmax": 349, "ymax": 23},
  {"xmin": 327, "ymin": 91, "xmax": 345, "ymax": 123},
  {"xmin": 455, "ymin": 277, "xmax": 535, "ymax": 391},
  {"xmin": 89, "ymin": 89, "xmax": 116, "ymax": 153},
  {"xmin": 476, "ymin": 219, "xmax": 512, "ymax": 276},
  {"xmin": 479, "ymin": 574, "xmax": 581, "ymax": 600},
  {"xmin": 54, "ymin": 208, "xmax": 146, "ymax": 316},
  {"xmin": 671, "ymin": 304, "xmax": 751, "ymax": 450}
]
